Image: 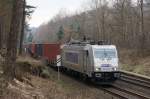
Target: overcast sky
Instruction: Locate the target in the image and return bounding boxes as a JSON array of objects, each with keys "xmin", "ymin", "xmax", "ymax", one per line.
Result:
[{"xmin": 27, "ymin": 0, "xmax": 86, "ymax": 27}]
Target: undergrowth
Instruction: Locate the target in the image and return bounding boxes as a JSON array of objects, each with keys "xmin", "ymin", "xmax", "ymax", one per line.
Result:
[{"xmin": 119, "ymin": 49, "xmax": 150, "ymax": 77}]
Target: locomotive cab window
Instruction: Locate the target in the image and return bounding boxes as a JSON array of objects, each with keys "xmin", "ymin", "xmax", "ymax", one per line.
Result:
[{"xmin": 94, "ymin": 49, "xmax": 117, "ymax": 59}]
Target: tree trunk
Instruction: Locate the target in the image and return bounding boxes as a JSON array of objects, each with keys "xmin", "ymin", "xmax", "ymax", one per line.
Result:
[
  {"xmin": 0, "ymin": 18, "xmax": 2, "ymax": 49},
  {"xmin": 19, "ymin": 0, "xmax": 26, "ymax": 55},
  {"xmin": 4, "ymin": 0, "xmax": 22, "ymax": 81},
  {"xmin": 140, "ymin": 0, "xmax": 145, "ymax": 50}
]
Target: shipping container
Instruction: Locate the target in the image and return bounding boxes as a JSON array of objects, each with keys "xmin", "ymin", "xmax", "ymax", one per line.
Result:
[
  {"xmin": 43, "ymin": 44, "xmax": 60, "ymax": 63},
  {"xmin": 27, "ymin": 44, "xmax": 35, "ymax": 56},
  {"xmin": 31, "ymin": 44, "xmax": 35, "ymax": 54},
  {"xmin": 27, "ymin": 43, "xmax": 61, "ymax": 64}
]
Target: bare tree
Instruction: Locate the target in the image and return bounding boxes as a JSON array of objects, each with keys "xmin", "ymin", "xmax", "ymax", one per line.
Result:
[
  {"xmin": 139, "ymin": 0, "xmax": 145, "ymax": 50},
  {"xmin": 90, "ymin": 0, "xmax": 109, "ymax": 41},
  {"xmin": 33, "ymin": 0, "xmax": 150, "ymax": 56}
]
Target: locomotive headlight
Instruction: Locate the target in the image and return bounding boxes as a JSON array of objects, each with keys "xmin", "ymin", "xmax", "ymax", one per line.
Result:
[
  {"xmin": 96, "ymin": 68, "xmax": 99, "ymax": 71},
  {"xmin": 95, "ymin": 67, "xmax": 101, "ymax": 71},
  {"xmin": 96, "ymin": 68, "xmax": 98, "ymax": 71}
]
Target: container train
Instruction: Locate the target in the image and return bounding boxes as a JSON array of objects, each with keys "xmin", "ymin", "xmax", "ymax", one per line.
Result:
[{"xmin": 26, "ymin": 41, "xmax": 120, "ymax": 83}]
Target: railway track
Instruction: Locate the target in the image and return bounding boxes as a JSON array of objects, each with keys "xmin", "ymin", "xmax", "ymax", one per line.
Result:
[
  {"xmin": 50, "ymin": 66, "xmax": 150, "ymax": 99},
  {"xmin": 102, "ymin": 71, "xmax": 150, "ymax": 99},
  {"xmin": 120, "ymin": 71, "xmax": 150, "ymax": 89},
  {"xmin": 63, "ymin": 70, "xmax": 150, "ymax": 99},
  {"xmin": 100, "ymin": 86, "xmax": 148, "ymax": 99},
  {"xmin": 102, "ymin": 84, "xmax": 150, "ymax": 99}
]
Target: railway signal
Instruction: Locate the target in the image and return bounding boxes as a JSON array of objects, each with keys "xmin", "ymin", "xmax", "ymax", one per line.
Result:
[{"xmin": 57, "ymin": 55, "xmax": 61, "ymax": 81}]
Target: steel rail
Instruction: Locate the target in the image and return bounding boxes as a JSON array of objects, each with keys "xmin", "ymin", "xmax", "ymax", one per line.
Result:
[
  {"xmin": 120, "ymin": 75, "xmax": 150, "ymax": 89},
  {"xmin": 111, "ymin": 85, "xmax": 150, "ymax": 99},
  {"xmin": 120, "ymin": 71, "xmax": 150, "ymax": 82},
  {"xmin": 99, "ymin": 86, "xmax": 129, "ymax": 99},
  {"xmin": 120, "ymin": 71, "xmax": 150, "ymax": 89}
]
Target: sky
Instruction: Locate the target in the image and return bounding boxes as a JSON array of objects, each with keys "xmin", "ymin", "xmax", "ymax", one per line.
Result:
[{"xmin": 27, "ymin": 0, "xmax": 86, "ymax": 27}]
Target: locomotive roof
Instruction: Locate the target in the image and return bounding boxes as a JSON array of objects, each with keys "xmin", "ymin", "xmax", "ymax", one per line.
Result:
[
  {"xmin": 92, "ymin": 45, "xmax": 116, "ymax": 49},
  {"xmin": 62, "ymin": 44, "xmax": 116, "ymax": 49}
]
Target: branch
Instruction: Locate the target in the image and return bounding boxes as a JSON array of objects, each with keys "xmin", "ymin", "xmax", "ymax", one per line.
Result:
[{"xmin": 26, "ymin": 5, "xmax": 36, "ymax": 9}]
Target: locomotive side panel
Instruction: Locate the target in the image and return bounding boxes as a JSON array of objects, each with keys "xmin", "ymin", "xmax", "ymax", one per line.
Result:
[
  {"xmin": 83, "ymin": 48, "xmax": 94, "ymax": 77},
  {"xmin": 61, "ymin": 46, "xmax": 85, "ymax": 73}
]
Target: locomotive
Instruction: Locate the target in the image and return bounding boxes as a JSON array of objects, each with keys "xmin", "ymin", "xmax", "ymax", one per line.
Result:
[{"xmin": 61, "ymin": 41, "xmax": 120, "ymax": 82}]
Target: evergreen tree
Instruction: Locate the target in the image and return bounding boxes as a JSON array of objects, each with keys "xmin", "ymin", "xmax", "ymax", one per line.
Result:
[
  {"xmin": 28, "ymin": 33, "xmax": 33, "ymax": 42},
  {"xmin": 57, "ymin": 26, "xmax": 64, "ymax": 40}
]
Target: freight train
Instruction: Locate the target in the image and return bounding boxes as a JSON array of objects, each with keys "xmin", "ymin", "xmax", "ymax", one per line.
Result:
[{"xmin": 26, "ymin": 41, "xmax": 120, "ymax": 83}]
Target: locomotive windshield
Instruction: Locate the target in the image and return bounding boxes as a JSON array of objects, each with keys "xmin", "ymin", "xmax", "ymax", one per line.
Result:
[{"xmin": 94, "ymin": 49, "xmax": 117, "ymax": 59}]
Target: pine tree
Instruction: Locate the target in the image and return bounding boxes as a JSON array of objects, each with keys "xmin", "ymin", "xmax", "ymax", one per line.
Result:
[{"xmin": 57, "ymin": 26, "xmax": 64, "ymax": 40}]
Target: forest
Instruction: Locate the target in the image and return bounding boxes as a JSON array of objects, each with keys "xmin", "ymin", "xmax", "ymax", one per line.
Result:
[{"xmin": 32, "ymin": 0, "xmax": 150, "ymax": 56}]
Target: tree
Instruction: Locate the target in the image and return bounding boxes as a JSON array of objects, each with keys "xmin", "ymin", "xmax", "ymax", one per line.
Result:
[
  {"xmin": 19, "ymin": 0, "xmax": 35, "ymax": 55},
  {"xmin": 0, "ymin": 17, "xmax": 3, "ymax": 49},
  {"xmin": 139, "ymin": 0, "xmax": 145, "ymax": 50},
  {"xmin": 28, "ymin": 33, "xmax": 33, "ymax": 42},
  {"xmin": 19, "ymin": 0, "xmax": 26, "ymax": 55},
  {"xmin": 33, "ymin": 0, "xmax": 150, "ymax": 56},
  {"xmin": 112, "ymin": 0, "xmax": 137, "ymax": 47},
  {"xmin": 0, "ymin": 0, "xmax": 12, "ymax": 54},
  {"xmin": 57, "ymin": 26, "xmax": 64, "ymax": 40},
  {"xmin": 4, "ymin": 0, "xmax": 23, "ymax": 80},
  {"xmin": 90, "ymin": 0, "xmax": 109, "ymax": 41}
]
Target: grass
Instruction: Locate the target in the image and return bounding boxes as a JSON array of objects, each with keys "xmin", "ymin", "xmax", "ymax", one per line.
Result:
[
  {"xmin": 121, "ymin": 64, "xmax": 150, "ymax": 76},
  {"xmin": 119, "ymin": 49, "xmax": 150, "ymax": 77}
]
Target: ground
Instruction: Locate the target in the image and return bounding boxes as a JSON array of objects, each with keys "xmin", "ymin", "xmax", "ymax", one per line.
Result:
[{"xmin": 0, "ymin": 56, "xmax": 118, "ymax": 99}]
